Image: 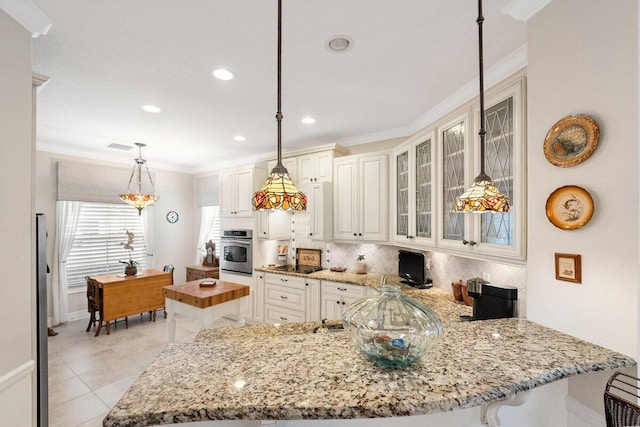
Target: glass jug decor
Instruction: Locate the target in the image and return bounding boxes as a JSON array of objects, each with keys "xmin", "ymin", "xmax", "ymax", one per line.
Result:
[{"xmin": 343, "ymin": 277, "xmax": 443, "ymax": 368}]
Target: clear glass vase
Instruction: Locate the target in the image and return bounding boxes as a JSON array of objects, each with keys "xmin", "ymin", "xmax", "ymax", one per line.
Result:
[{"xmin": 342, "ymin": 282, "xmax": 443, "ymax": 368}]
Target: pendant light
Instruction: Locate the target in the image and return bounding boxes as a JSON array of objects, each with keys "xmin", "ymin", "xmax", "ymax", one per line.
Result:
[
  {"xmin": 454, "ymin": 0, "xmax": 510, "ymax": 213},
  {"xmin": 252, "ymin": 0, "xmax": 307, "ymax": 211},
  {"xmin": 119, "ymin": 142, "xmax": 159, "ymax": 215}
]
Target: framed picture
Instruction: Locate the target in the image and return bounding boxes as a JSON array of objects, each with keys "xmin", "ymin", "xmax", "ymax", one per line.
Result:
[{"xmin": 555, "ymin": 253, "xmax": 582, "ymax": 283}]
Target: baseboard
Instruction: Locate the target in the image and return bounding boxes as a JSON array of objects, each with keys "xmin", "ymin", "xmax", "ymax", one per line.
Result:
[
  {"xmin": 0, "ymin": 360, "xmax": 35, "ymax": 393},
  {"xmin": 566, "ymin": 396, "xmax": 605, "ymax": 427},
  {"xmin": 67, "ymin": 310, "xmax": 90, "ymax": 322}
]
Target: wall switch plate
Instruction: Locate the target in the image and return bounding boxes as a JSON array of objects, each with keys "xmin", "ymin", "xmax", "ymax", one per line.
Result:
[{"xmin": 482, "ymin": 271, "xmax": 490, "ymax": 282}]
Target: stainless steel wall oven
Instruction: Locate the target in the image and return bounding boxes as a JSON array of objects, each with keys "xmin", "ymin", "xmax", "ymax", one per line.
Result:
[{"xmin": 220, "ymin": 229, "xmax": 253, "ymax": 275}]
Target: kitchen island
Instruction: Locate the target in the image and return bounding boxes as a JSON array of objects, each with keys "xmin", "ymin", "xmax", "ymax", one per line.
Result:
[{"xmin": 103, "ymin": 280, "xmax": 635, "ymax": 427}]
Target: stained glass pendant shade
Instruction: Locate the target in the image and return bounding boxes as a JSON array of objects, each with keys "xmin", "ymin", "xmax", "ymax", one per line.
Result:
[
  {"xmin": 252, "ymin": 0, "xmax": 306, "ymax": 211},
  {"xmin": 120, "ymin": 142, "xmax": 159, "ymax": 215},
  {"xmin": 454, "ymin": 0, "xmax": 510, "ymax": 213}
]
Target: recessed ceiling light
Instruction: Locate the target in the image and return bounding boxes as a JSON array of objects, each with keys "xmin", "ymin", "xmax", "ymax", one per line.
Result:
[
  {"xmin": 326, "ymin": 36, "xmax": 352, "ymax": 52},
  {"xmin": 234, "ymin": 135, "xmax": 246, "ymax": 142},
  {"xmin": 301, "ymin": 117, "xmax": 316, "ymax": 124},
  {"xmin": 141, "ymin": 104, "xmax": 161, "ymax": 113},
  {"xmin": 213, "ymin": 69, "xmax": 234, "ymax": 80}
]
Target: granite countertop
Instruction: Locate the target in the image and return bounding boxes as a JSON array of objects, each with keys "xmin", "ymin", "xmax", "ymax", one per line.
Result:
[
  {"xmin": 255, "ymin": 264, "xmax": 401, "ymax": 288},
  {"xmin": 103, "ymin": 276, "xmax": 636, "ymax": 427}
]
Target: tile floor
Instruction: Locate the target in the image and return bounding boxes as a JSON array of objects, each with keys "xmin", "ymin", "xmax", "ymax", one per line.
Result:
[{"xmin": 47, "ymin": 312, "xmax": 235, "ymax": 427}]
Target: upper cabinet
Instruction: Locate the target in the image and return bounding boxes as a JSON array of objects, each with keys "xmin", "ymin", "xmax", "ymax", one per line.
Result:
[
  {"xmin": 391, "ymin": 76, "xmax": 526, "ymax": 263},
  {"xmin": 300, "ymin": 181, "xmax": 333, "ymax": 241},
  {"xmin": 392, "ymin": 130, "xmax": 436, "ymax": 247},
  {"xmin": 220, "ymin": 165, "xmax": 266, "ymax": 217},
  {"xmin": 267, "ymin": 157, "xmax": 298, "ymax": 185},
  {"xmin": 333, "ymin": 153, "xmax": 388, "ymax": 242},
  {"xmin": 298, "ymin": 151, "xmax": 334, "ymax": 184},
  {"xmin": 257, "ymin": 210, "xmax": 292, "ymax": 240}
]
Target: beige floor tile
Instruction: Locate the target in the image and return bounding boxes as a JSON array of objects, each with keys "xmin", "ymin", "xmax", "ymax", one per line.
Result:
[
  {"xmin": 48, "ymin": 360, "xmax": 77, "ymax": 386},
  {"xmin": 125, "ymin": 343, "xmax": 167, "ymax": 369},
  {"xmin": 49, "ymin": 392, "xmax": 109, "ymax": 427},
  {"xmin": 48, "ymin": 375, "xmax": 92, "ymax": 408},
  {"xmin": 78, "ymin": 359, "xmax": 142, "ymax": 391},
  {"xmin": 77, "ymin": 412, "xmax": 109, "ymax": 427},
  {"xmin": 94, "ymin": 372, "xmax": 141, "ymax": 408},
  {"xmin": 64, "ymin": 348, "xmax": 121, "ymax": 376}
]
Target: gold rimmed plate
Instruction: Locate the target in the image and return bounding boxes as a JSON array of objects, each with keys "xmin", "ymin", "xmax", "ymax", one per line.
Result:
[
  {"xmin": 545, "ymin": 185, "xmax": 594, "ymax": 230},
  {"xmin": 543, "ymin": 114, "xmax": 600, "ymax": 167}
]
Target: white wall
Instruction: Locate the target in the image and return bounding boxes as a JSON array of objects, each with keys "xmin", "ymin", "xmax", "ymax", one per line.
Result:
[
  {"xmin": 35, "ymin": 151, "xmax": 197, "ymax": 319},
  {"xmin": 526, "ymin": 0, "xmax": 639, "ymax": 417},
  {"xmin": 0, "ymin": 8, "xmax": 37, "ymax": 426}
]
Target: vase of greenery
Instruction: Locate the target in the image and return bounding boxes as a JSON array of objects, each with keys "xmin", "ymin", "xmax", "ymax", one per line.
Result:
[{"xmin": 120, "ymin": 259, "xmax": 138, "ymax": 276}]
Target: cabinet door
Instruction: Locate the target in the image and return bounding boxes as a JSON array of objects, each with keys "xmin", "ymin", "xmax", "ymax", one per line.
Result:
[
  {"xmin": 412, "ymin": 135, "xmax": 435, "ymax": 246},
  {"xmin": 333, "ymin": 159, "xmax": 358, "ymax": 240},
  {"xmin": 394, "ymin": 148, "xmax": 410, "ymax": 241},
  {"xmin": 254, "ymin": 273, "xmax": 265, "ymax": 323},
  {"xmin": 306, "ymin": 182, "xmax": 332, "ymax": 241},
  {"xmin": 219, "ymin": 171, "xmax": 235, "ymax": 216},
  {"xmin": 471, "ymin": 79, "xmax": 525, "ymax": 259},
  {"xmin": 305, "ymin": 278, "xmax": 321, "ymax": 321},
  {"xmin": 297, "ymin": 154, "xmax": 315, "ymax": 185},
  {"xmin": 268, "ymin": 157, "xmax": 298, "ymax": 184},
  {"xmin": 438, "ymin": 113, "xmax": 471, "ymax": 250},
  {"xmin": 320, "ymin": 293, "xmax": 344, "ymax": 321},
  {"xmin": 314, "ymin": 151, "xmax": 333, "ymax": 182},
  {"xmin": 359, "ymin": 154, "xmax": 387, "ymax": 241},
  {"xmin": 234, "ymin": 168, "xmax": 254, "ymax": 217}
]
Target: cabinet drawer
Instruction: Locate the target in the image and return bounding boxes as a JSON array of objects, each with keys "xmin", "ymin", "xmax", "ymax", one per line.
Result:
[
  {"xmin": 265, "ymin": 273, "xmax": 306, "ymax": 290},
  {"xmin": 265, "ymin": 283, "xmax": 306, "ymax": 311},
  {"xmin": 321, "ymin": 281, "xmax": 366, "ymax": 299},
  {"xmin": 265, "ymin": 304, "xmax": 305, "ymax": 324},
  {"xmin": 187, "ymin": 269, "xmax": 206, "ymax": 281}
]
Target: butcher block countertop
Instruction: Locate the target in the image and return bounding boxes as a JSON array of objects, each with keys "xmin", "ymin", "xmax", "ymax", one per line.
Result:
[{"xmin": 103, "ymin": 279, "xmax": 635, "ymax": 427}]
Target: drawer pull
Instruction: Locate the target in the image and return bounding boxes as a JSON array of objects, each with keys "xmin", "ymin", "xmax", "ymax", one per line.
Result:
[
  {"xmin": 280, "ymin": 295, "xmax": 288, "ymax": 300},
  {"xmin": 280, "ymin": 278, "xmax": 288, "ymax": 282},
  {"xmin": 280, "ymin": 316, "xmax": 288, "ymax": 321},
  {"xmin": 337, "ymin": 287, "xmax": 347, "ymax": 291}
]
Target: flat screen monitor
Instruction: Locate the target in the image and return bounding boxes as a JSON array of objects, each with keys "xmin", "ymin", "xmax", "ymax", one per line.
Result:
[{"xmin": 398, "ymin": 250, "xmax": 431, "ymax": 288}]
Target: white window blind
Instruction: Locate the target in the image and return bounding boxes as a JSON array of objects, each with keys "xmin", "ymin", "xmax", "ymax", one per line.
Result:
[
  {"xmin": 202, "ymin": 206, "xmax": 221, "ymax": 258},
  {"xmin": 66, "ymin": 202, "xmax": 147, "ymax": 288}
]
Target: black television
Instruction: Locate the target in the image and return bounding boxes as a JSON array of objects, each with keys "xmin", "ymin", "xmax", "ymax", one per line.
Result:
[{"xmin": 398, "ymin": 250, "xmax": 432, "ymax": 289}]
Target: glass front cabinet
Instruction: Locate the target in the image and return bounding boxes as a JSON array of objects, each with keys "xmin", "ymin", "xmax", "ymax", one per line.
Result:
[{"xmin": 393, "ymin": 76, "xmax": 525, "ymax": 262}]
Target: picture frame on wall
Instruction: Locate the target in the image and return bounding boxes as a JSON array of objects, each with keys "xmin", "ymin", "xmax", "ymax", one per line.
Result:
[{"xmin": 555, "ymin": 253, "xmax": 582, "ymax": 283}]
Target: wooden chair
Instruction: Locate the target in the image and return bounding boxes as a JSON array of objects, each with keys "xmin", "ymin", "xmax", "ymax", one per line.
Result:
[
  {"xmin": 146, "ymin": 264, "xmax": 174, "ymax": 321},
  {"xmin": 85, "ymin": 276, "xmax": 99, "ymax": 332}
]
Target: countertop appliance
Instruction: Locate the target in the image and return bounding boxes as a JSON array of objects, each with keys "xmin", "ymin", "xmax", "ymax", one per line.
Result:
[
  {"xmin": 398, "ymin": 250, "xmax": 432, "ymax": 289},
  {"xmin": 220, "ymin": 229, "xmax": 253, "ymax": 275},
  {"xmin": 466, "ymin": 278, "xmax": 518, "ymax": 320}
]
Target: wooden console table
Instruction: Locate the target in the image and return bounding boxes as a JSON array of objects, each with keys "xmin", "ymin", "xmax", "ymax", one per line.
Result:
[
  {"xmin": 90, "ymin": 269, "xmax": 173, "ymax": 336},
  {"xmin": 163, "ymin": 280, "xmax": 249, "ymax": 343},
  {"xmin": 186, "ymin": 265, "xmax": 219, "ymax": 281}
]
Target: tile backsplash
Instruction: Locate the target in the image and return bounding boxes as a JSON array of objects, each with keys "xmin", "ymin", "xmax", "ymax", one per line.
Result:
[{"xmin": 262, "ymin": 211, "xmax": 527, "ymax": 317}]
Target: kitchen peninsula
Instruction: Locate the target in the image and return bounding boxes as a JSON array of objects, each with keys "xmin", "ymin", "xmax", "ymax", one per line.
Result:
[{"xmin": 103, "ymin": 272, "xmax": 635, "ymax": 427}]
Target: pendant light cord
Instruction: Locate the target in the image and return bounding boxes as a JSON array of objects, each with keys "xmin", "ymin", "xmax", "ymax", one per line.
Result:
[
  {"xmin": 477, "ymin": 0, "xmax": 486, "ymax": 177},
  {"xmin": 275, "ymin": 0, "xmax": 284, "ymax": 168}
]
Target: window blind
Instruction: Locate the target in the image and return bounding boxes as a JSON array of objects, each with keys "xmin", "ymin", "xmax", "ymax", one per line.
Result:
[{"xmin": 66, "ymin": 202, "xmax": 147, "ymax": 288}]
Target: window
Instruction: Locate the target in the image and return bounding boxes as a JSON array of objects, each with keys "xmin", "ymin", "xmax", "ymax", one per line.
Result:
[
  {"xmin": 199, "ymin": 206, "xmax": 221, "ymax": 258},
  {"xmin": 66, "ymin": 202, "xmax": 147, "ymax": 288}
]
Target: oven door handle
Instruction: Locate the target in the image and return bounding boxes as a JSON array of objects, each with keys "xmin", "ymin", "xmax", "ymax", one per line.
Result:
[{"xmin": 222, "ymin": 239, "xmax": 252, "ymax": 246}]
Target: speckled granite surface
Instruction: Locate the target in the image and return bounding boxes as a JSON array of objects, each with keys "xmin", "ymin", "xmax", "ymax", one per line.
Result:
[{"xmin": 103, "ymin": 270, "xmax": 636, "ymax": 427}]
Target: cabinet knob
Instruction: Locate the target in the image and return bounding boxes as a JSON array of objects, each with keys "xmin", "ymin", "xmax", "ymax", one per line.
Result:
[
  {"xmin": 309, "ymin": 233, "xmax": 313, "ymax": 236},
  {"xmin": 469, "ymin": 240, "xmax": 477, "ymax": 246},
  {"xmin": 342, "ymin": 302, "xmax": 346, "ymax": 305},
  {"xmin": 463, "ymin": 239, "xmax": 469, "ymax": 245},
  {"xmin": 358, "ymin": 233, "xmax": 362, "ymax": 236},
  {"xmin": 336, "ymin": 300, "xmax": 340, "ymax": 304},
  {"xmin": 353, "ymin": 233, "xmax": 357, "ymax": 236}
]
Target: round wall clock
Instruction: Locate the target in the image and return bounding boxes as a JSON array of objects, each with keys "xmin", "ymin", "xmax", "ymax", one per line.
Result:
[
  {"xmin": 543, "ymin": 114, "xmax": 600, "ymax": 167},
  {"xmin": 166, "ymin": 211, "xmax": 179, "ymax": 224},
  {"xmin": 545, "ymin": 185, "xmax": 594, "ymax": 230}
]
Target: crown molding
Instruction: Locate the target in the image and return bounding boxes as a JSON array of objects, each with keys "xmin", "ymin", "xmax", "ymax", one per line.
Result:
[
  {"xmin": 0, "ymin": 0, "xmax": 52, "ymax": 38},
  {"xmin": 502, "ymin": 0, "xmax": 553, "ymax": 22}
]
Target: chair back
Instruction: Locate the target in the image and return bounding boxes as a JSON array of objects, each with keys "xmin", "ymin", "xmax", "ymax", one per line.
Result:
[
  {"xmin": 163, "ymin": 264, "xmax": 175, "ymax": 284},
  {"xmin": 605, "ymin": 371, "xmax": 640, "ymax": 426}
]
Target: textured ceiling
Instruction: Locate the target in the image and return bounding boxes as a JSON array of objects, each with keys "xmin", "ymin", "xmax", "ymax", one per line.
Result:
[{"xmin": 31, "ymin": 0, "xmax": 526, "ymax": 173}]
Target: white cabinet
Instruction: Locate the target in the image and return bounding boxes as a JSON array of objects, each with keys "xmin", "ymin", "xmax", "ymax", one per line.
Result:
[
  {"xmin": 300, "ymin": 182, "xmax": 332, "ymax": 241},
  {"xmin": 220, "ymin": 165, "xmax": 265, "ymax": 217},
  {"xmin": 267, "ymin": 157, "xmax": 298, "ymax": 184},
  {"xmin": 298, "ymin": 151, "xmax": 334, "ymax": 184},
  {"xmin": 333, "ymin": 153, "xmax": 388, "ymax": 242},
  {"xmin": 254, "ymin": 272, "xmax": 265, "ymax": 323},
  {"xmin": 320, "ymin": 281, "xmax": 366, "ymax": 321},
  {"xmin": 392, "ymin": 130, "xmax": 436, "ymax": 247},
  {"xmin": 257, "ymin": 210, "xmax": 292, "ymax": 240},
  {"xmin": 262, "ymin": 273, "xmax": 321, "ymax": 324},
  {"xmin": 437, "ymin": 78, "xmax": 525, "ymax": 261}
]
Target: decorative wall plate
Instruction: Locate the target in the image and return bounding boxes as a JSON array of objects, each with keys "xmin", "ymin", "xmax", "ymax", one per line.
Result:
[
  {"xmin": 545, "ymin": 185, "xmax": 594, "ymax": 230},
  {"xmin": 543, "ymin": 114, "xmax": 600, "ymax": 167}
]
